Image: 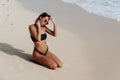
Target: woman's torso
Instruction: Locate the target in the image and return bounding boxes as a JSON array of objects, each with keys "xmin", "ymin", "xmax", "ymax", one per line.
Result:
[{"xmin": 31, "ymin": 24, "xmax": 48, "ymax": 53}]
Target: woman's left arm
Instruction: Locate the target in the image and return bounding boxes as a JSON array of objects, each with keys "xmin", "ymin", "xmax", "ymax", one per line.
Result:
[{"xmin": 45, "ymin": 17, "xmax": 57, "ymax": 37}]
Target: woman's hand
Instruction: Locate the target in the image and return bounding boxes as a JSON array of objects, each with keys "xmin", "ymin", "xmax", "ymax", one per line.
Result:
[
  {"xmin": 50, "ymin": 17, "xmax": 55, "ymax": 24},
  {"xmin": 36, "ymin": 20, "xmax": 41, "ymax": 28}
]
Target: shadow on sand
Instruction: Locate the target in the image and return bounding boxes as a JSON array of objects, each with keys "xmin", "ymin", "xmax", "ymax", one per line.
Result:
[
  {"xmin": 0, "ymin": 42, "xmax": 32, "ymax": 61},
  {"xmin": 0, "ymin": 42, "xmax": 53, "ymax": 68},
  {"xmin": 0, "ymin": 42, "xmax": 46, "ymax": 67}
]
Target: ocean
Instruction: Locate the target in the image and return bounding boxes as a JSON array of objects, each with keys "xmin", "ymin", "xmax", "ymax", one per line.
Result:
[{"xmin": 62, "ymin": 0, "xmax": 120, "ymax": 21}]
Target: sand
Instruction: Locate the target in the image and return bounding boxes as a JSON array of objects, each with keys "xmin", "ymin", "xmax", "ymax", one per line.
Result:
[{"xmin": 0, "ymin": 0, "xmax": 120, "ymax": 80}]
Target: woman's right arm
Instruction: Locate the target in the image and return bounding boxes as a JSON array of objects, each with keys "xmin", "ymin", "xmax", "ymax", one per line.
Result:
[
  {"xmin": 29, "ymin": 21, "xmax": 41, "ymax": 41},
  {"xmin": 36, "ymin": 20, "xmax": 41, "ymax": 41}
]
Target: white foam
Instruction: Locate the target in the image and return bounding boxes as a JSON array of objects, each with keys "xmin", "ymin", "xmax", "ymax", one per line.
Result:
[{"xmin": 62, "ymin": 0, "xmax": 120, "ymax": 21}]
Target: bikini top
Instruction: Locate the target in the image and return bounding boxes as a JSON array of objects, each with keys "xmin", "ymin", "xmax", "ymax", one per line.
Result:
[{"xmin": 31, "ymin": 33, "xmax": 47, "ymax": 42}]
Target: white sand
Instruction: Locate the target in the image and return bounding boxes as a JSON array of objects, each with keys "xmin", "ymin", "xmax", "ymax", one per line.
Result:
[{"xmin": 0, "ymin": 0, "xmax": 120, "ymax": 80}]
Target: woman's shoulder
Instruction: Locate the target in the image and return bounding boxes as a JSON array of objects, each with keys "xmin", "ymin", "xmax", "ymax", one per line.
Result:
[
  {"xmin": 29, "ymin": 24, "xmax": 35, "ymax": 27},
  {"xmin": 29, "ymin": 24, "xmax": 35, "ymax": 29}
]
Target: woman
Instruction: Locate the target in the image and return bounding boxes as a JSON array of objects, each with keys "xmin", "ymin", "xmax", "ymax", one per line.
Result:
[{"xmin": 29, "ymin": 12, "xmax": 63, "ymax": 70}]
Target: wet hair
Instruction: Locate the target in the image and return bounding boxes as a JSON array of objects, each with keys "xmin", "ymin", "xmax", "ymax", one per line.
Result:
[{"xmin": 35, "ymin": 12, "xmax": 51, "ymax": 24}]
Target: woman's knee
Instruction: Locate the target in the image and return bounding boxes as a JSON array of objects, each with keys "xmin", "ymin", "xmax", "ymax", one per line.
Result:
[
  {"xmin": 58, "ymin": 62, "xmax": 63, "ymax": 68},
  {"xmin": 51, "ymin": 54, "xmax": 63, "ymax": 68},
  {"xmin": 48, "ymin": 62, "xmax": 57, "ymax": 70},
  {"xmin": 32, "ymin": 52, "xmax": 59, "ymax": 70}
]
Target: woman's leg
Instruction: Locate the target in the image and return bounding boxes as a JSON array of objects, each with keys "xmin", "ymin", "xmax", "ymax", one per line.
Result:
[
  {"xmin": 47, "ymin": 51, "xmax": 63, "ymax": 68},
  {"xmin": 32, "ymin": 50, "xmax": 57, "ymax": 70}
]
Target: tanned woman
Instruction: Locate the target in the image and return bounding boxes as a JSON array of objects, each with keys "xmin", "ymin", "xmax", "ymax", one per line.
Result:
[{"xmin": 29, "ymin": 12, "xmax": 63, "ymax": 70}]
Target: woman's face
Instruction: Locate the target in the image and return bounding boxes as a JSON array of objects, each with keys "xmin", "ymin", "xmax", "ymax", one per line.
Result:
[{"xmin": 40, "ymin": 16, "xmax": 49, "ymax": 26}]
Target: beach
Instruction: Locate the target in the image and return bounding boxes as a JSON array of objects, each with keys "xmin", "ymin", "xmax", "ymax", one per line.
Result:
[{"xmin": 0, "ymin": 0, "xmax": 120, "ymax": 80}]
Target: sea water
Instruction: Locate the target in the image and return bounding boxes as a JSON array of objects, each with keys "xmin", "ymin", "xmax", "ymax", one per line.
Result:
[{"xmin": 62, "ymin": 0, "xmax": 120, "ymax": 21}]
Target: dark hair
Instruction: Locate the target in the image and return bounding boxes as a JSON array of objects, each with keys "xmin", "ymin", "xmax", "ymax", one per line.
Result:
[{"xmin": 35, "ymin": 12, "xmax": 51, "ymax": 24}]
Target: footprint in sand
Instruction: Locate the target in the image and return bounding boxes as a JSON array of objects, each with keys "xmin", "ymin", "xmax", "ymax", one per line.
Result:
[
  {"xmin": 10, "ymin": 23, "xmax": 14, "ymax": 25},
  {"xmin": 0, "ymin": 0, "xmax": 9, "ymax": 6}
]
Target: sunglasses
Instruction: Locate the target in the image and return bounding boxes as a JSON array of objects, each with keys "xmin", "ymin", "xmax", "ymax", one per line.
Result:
[{"xmin": 44, "ymin": 19, "xmax": 49, "ymax": 24}]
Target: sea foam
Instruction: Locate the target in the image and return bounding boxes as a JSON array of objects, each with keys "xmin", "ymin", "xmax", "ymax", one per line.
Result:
[{"xmin": 62, "ymin": 0, "xmax": 120, "ymax": 21}]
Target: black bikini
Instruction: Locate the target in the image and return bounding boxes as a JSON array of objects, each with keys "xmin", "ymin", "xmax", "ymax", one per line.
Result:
[
  {"xmin": 34, "ymin": 46, "xmax": 48, "ymax": 56},
  {"xmin": 31, "ymin": 33, "xmax": 47, "ymax": 41},
  {"xmin": 30, "ymin": 26, "xmax": 48, "ymax": 55}
]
